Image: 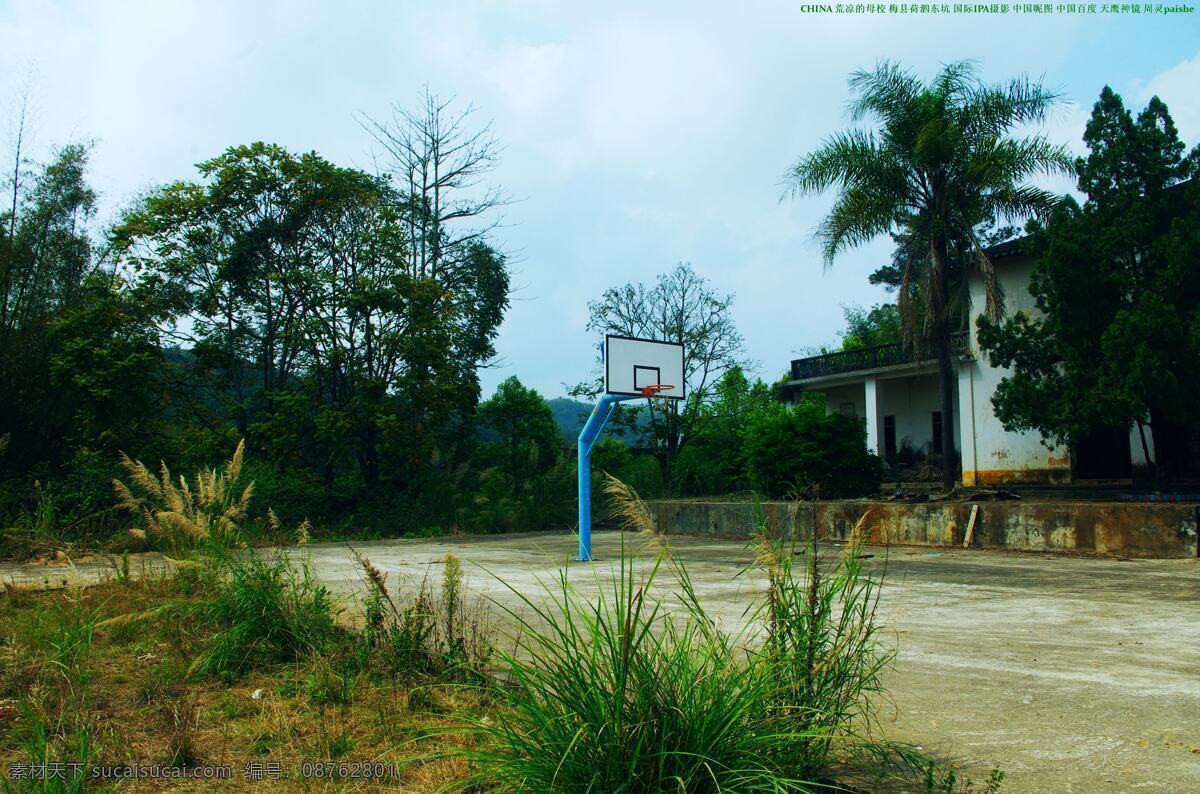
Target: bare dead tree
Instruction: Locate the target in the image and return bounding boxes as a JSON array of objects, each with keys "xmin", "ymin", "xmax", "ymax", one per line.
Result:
[
  {"xmin": 1, "ymin": 78, "xmax": 34, "ymax": 334},
  {"xmin": 360, "ymin": 88, "xmax": 509, "ymax": 279}
]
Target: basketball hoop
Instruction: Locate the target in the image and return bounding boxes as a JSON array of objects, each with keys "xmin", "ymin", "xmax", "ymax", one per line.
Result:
[{"xmin": 577, "ymin": 336, "xmax": 686, "ymax": 562}]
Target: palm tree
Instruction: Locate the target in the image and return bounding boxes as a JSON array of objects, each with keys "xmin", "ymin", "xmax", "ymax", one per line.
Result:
[{"xmin": 785, "ymin": 60, "xmax": 1072, "ymax": 489}]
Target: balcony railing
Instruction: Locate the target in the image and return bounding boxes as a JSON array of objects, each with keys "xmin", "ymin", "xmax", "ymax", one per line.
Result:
[{"xmin": 790, "ymin": 332, "xmax": 969, "ymax": 381}]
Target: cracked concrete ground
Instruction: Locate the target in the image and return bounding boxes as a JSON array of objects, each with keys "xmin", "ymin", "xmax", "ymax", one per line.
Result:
[{"xmin": 4, "ymin": 531, "xmax": 1198, "ymax": 792}]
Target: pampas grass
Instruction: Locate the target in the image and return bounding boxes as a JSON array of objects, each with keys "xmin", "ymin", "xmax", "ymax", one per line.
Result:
[
  {"xmin": 113, "ymin": 441, "xmax": 311, "ymax": 552},
  {"xmin": 113, "ymin": 441, "xmax": 252, "ymax": 552}
]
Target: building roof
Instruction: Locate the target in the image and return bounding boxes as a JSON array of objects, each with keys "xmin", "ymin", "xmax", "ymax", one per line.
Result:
[{"xmin": 983, "ymin": 235, "xmax": 1029, "ymax": 261}]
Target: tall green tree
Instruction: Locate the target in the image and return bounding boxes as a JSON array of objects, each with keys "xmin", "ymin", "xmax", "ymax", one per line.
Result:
[
  {"xmin": 113, "ymin": 143, "xmax": 506, "ymax": 491},
  {"xmin": 672, "ymin": 366, "xmax": 775, "ymax": 495},
  {"xmin": 836, "ymin": 303, "xmax": 901, "ymax": 351},
  {"xmin": 477, "ymin": 376, "xmax": 561, "ymax": 497},
  {"xmin": 977, "ymin": 88, "xmax": 1200, "ymax": 485},
  {"xmin": 0, "ymin": 140, "xmax": 164, "ymax": 480},
  {"xmin": 784, "ymin": 60, "xmax": 1071, "ymax": 488}
]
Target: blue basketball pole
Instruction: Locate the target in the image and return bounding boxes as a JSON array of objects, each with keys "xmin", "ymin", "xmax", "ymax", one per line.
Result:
[{"xmin": 576, "ymin": 393, "xmax": 635, "ymax": 561}]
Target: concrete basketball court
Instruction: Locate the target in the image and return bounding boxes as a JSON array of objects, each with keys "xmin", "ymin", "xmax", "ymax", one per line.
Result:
[
  {"xmin": 291, "ymin": 530, "xmax": 1200, "ymax": 793},
  {"xmin": 4, "ymin": 530, "xmax": 1198, "ymax": 791}
]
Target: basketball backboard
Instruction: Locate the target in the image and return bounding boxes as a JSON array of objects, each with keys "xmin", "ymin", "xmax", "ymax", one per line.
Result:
[{"xmin": 604, "ymin": 335, "xmax": 685, "ymax": 400}]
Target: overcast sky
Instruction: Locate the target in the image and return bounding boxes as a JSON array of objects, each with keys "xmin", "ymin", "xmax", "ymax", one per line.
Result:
[{"xmin": 4, "ymin": 1, "xmax": 1198, "ymax": 399}]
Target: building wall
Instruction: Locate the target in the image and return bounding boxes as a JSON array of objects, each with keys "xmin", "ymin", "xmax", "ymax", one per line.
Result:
[
  {"xmin": 822, "ymin": 384, "xmax": 865, "ymax": 418},
  {"xmin": 961, "ymin": 255, "xmax": 1072, "ymax": 486},
  {"xmin": 877, "ymin": 373, "xmax": 947, "ymax": 456}
]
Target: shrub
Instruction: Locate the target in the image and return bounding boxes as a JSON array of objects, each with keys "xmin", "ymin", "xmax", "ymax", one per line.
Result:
[
  {"xmin": 744, "ymin": 401, "xmax": 883, "ymax": 498},
  {"xmin": 355, "ymin": 550, "xmax": 491, "ymax": 682}
]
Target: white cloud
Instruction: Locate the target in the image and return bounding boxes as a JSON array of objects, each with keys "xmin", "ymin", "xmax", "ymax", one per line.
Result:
[{"xmin": 1132, "ymin": 49, "xmax": 1200, "ymax": 143}]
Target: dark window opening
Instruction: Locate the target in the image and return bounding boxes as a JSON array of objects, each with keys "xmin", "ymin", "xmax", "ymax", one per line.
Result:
[
  {"xmin": 932, "ymin": 411, "xmax": 943, "ymax": 453},
  {"xmin": 883, "ymin": 415, "xmax": 897, "ymax": 463},
  {"xmin": 839, "ymin": 402, "xmax": 856, "ymax": 417},
  {"xmin": 1073, "ymin": 424, "xmax": 1132, "ymax": 480}
]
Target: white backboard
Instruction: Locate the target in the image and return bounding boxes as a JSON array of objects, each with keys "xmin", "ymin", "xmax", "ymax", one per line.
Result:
[{"xmin": 604, "ymin": 335, "xmax": 685, "ymax": 400}]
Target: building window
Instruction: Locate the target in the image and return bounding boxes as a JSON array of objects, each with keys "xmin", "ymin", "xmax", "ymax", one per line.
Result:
[
  {"xmin": 839, "ymin": 402, "xmax": 856, "ymax": 417},
  {"xmin": 883, "ymin": 415, "xmax": 897, "ymax": 462},
  {"xmin": 932, "ymin": 411, "xmax": 943, "ymax": 453}
]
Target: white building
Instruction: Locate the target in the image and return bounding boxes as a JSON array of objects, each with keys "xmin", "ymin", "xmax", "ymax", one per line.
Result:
[{"xmin": 783, "ymin": 239, "xmax": 1154, "ymax": 486}]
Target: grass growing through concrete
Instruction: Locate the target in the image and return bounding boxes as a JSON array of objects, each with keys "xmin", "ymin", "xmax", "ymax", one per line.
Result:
[{"xmin": 456, "ymin": 477, "xmax": 1002, "ymax": 792}]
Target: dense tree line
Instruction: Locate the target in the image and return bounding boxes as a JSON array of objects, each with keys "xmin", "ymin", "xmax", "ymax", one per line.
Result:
[{"xmin": 0, "ymin": 95, "xmax": 528, "ymax": 545}]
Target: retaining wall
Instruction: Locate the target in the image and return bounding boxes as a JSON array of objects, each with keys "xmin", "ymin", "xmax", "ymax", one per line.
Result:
[{"xmin": 645, "ymin": 500, "xmax": 1199, "ymax": 558}]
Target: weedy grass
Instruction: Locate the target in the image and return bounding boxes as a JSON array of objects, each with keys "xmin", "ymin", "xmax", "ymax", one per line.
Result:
[
  {"xmin": 0, "ymin": 570, "xmax": 483, "ymax": 792},
  {"xmin": 755, "ymin": 509, "xmax": 893, "ymax": 779},
  {"xmin": 98, "ymin": 547, "xmax": 340, "ymax": 680},
  {"xmin": 354, "ymin": 549, "xmax": 492, "ymax": 685},
  {"xmin": 462, "ymin": 533, "xmax": 810, "ymax": 792}
]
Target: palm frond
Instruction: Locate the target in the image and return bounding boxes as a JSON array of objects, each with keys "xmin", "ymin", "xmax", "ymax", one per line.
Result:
[
  {"xmin": 847, "ymin": 59, "xmax": 923, "ymax": 124},
  {"xmin": 969, "ymin": 136, "xmax": 1073, "ymax": 188},
  {"xmin": 963, "ymin": 228, "xmax": 1007, "ymax": 322},
  {"xmin": 897, "ymin": 256, "xmax": 923, "ymax": 354},
  {"xmin": 817, "ymin": 188, "xmax": 902, "ymax": 265},
  {"xmin": 783, "ymin": 130, "xmax": 884, "ymax": 198},
  {"xmin": 964, "ymin": 75, "xmax": 1064, "ymax": 134}
]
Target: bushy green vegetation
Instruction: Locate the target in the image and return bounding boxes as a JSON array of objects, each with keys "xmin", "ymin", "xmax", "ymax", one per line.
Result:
[
  {"xmin": 667, "ymin": 368, "xmax": 882, "ymax": 499},
  {"xmin": 834, "ymin": 303, "xmax": 902, "ymax": 352},
  {"xmin": 744, "ymin": 399, "xmax": 883, "ymax": 499},
  {"xmin": 1, "ymin": 97, "xmax": 556, "ymax": 551}
]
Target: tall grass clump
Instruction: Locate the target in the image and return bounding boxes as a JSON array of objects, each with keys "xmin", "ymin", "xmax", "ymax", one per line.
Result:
[
  {"xmin": 112, "ymin": 440, "xmax": 253, "ymax": 552},
  {"xmin": 100, "ymin": 548, "xmax": 339, "ymax": 679},
  {"xmin": 755, "ymin": 508, "xmax": 893, "ymax": 779},
  {"xmin": 460, "ymin": 476, "xmax": 906, "ymax": 792},
  {"xmin": 462, "ymin": 477, "xmax": 806, "ymax": 792}
]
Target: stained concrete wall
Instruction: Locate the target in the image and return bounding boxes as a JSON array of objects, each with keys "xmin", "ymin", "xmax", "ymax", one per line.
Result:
[
  {"xmin": 960, "ymin": 255, "xmax": 1073, "ymax": 486},
  {"xmin": 647, "ymin": 500, "xmax": 1199, "ymax": 558}
]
